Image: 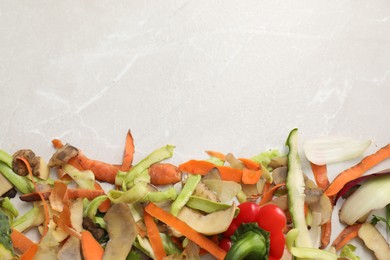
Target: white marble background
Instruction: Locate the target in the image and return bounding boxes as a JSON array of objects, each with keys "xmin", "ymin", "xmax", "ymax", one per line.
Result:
[{"xmin": 1, "ymin": 0, "xmax": 390, "ymax": 258}]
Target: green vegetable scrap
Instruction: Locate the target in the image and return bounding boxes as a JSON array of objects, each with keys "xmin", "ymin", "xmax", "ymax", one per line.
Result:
[
  {"xmin": 0, "ymin": 197, "xmax": 19, "ymax": 223},
  {"xmin": 0, "ymin": 162, "xmax": 34, "ymax": 194},
  {"xmin": 170, "ymin": 174, "xmax": 201, "ymax": 216},
  {"xmin": 12, "ymin": 204, "xmax": 44, "ymax": 232},
  {"xmin": 0, "ymin": 209, "xmax": 14, "ymax": 259},
  {"xmin": 117, "ymin": 145, "xmax": 175, "ymax": 189},
  {"xmin": 225, "ymin": 223, "xmax": 270, "ymax": 260},
  {"xmin": 371, "ymin": 203, "xmax": 390, "ymax": 231},
  {"xmin": 251, "ymin": 149, "xmax": 282, "ymax": 170},
  {"xmin": 340, "ymin": 244, "xmax": 361, "ymax": 260}
]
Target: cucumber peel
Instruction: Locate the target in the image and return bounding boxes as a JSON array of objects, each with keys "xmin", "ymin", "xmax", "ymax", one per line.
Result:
[{"xmin": 286, "ymin": 128, "xmax": 313, "ymax": 248}]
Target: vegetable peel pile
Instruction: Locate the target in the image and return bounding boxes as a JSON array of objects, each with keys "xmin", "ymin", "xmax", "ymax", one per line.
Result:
[{"xmin": 0, "ymin": 129, "xmax": 390, "ymax": 260}]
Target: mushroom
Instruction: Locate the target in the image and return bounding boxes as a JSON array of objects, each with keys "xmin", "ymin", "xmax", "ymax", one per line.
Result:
[
  {"xmin": 12, "ymin": 149, "xmax": 36, "ymax": 176},
  {"xmin": 11, "ymin": 149, "xmax": 50, "ymax": 180},
  {"xmin": 103, "ymin": 203, "xmax": 138, "ymax": 260},
  {"xmin": 48, "ymin": 144, "xmax": 79, "ymax": 168},
  {"xmin": 177, "ymin": 203, "xmax": 237, "ymax": 235}
]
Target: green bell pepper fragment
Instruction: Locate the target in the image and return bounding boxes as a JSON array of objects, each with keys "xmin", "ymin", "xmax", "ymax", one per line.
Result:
[
  {"xmin": 170, "ymin": 174, "xmax": 201, "ymax": 216},
  {"xmin": 225, "ymin": 223, "xmax": 270, "ymax": 260},
  {"xmin": 0, "ymin": 162, "xmax": 34, "ymax": 194}
]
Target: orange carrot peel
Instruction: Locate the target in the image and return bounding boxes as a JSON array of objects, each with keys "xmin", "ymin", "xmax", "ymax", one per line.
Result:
[
  {"xmin": 144, "ymin": 210, "xmax": 166, "ymax": 260},
  {"xmin": 145, "ymin": 203, "xmax": 226, "ymax": 260},
  {"xmin": 325, "ymin": 143, "xmax": 390, "ymax": 197},
  {"xmin": 331, "ymin": 223, "xmax": 362, "ymax": 251}
]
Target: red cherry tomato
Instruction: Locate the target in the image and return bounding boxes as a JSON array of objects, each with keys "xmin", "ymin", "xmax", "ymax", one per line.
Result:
[
  {"xmin": 256, "ymin": 204, "xmax": 286, "ymax": 233},
  {"xmin": 223, "ymin": 219, "xmax": 239, "ymax": 237},
  {"xmin": 218, "ymin": 237, "xmax": 232, "ymax": 252},
  {"xmin": 269, "ymin": 230, "xmax": 285, "ymax": 258},
  {"xmin": 235, "ymin": 202, "xmax": 260, "ymax": 224}
]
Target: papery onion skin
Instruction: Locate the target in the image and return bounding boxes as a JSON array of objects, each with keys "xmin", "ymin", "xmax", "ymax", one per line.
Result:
[{"xmin": 304, "ymin": 137, "xmax": 371, "ymax": 165}]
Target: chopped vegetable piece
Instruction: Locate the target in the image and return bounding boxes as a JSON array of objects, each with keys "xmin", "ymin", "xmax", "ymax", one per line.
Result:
[
  {"xmin": 81, "ymin": 230, "xmax": 104, "ymax": 260},
  {"xmin": 334, "ymin": 169, "xmax": 390, "ymax": 204},
  {"xmin": 170, "ymin": 174, "xmax": 201, "ymax": 216},
  {"xmin": 285, "ymin": 128, "xmax": 313, "ymax": 248},
  {"xmin": 358, "ymin": 223, "xmax": 390, "ymax": 260},
  {"xmin": 72, "ymin": 153, "xmax": 118, "ymax": 184},
  {"xmin": 120, "ymin": 145, "xmax": 175, "ymax": 188},
  {"xmin": 340, "ymin": 244, "xmax": 360, "ymax": 260},
  {"xmin": 331, "ymin": 224, "xmax": 361, "ymax": 251},
  {"xmin": 57, "ymin": 236, "xmax": 82, "ymax": 260},
  {"xmin": 11, "ymin": 228, "xmax": 36, "ymax": 254},
  {"xmin": 120, "ymin": 129, "xmax": 135, "ymax": 171},
  {"xmin": 0, "ymin": 197, "xmax": 18, "ymax": 222},
  {"xmin": 371, "ymin": 203, "xmax": 390, "ymax": 231},
  {"xmin": 145, "ymin": 203, "xmax": 226, "ymax": 260},
  {"xmin": 0, "ymin": 173, "xmax": 13, "ymax": 197},
  {"xmin": 0, "ymin": 209, "xmax": 14, "ymax": 258},
  {"xmin": 304, "ymin": 136, "xmax": 371, "ymax": 165},
  {"xmin": 20, "ymin": 243, "xmax": 39, "ymax": 260},
  {"xmin": 12, "ymin": 205, "xmax": 44, "ymax": 232},
  {"xmin": 310, "ymin": 163, "xmax": 330, "ymax": 190},
  {"xmin": 339, "ymin": 174, "xmax": 390, "ymax": 225},
  {"xmin": 325, "ymin": 143, "xmax": 390, "ymax": 197},
  {"xmin": 205, "ymin": 150, "xmax": 226, "ymax": 161},
  {"xmin": 148, "ymin": 163, "xmax": 182, "ymax": 185},
  {"xmin": 84, "ymin": 195, "xmax": 108, "ymax": 222},
  {"xmin": 144, "ymin": 210, "xmax": 166, "ymax": 260},
  {"xmin": 186, "ymin": 196, "xmax": 231, "ymax": 213},
  {"xmin": 0, "ymin": 162, "xmax": 34, "ymax": 194},
  {"xmin": 225, "ymin": 223, "xmax": 270, "ymax": 260},
  {"xmin": 177, "ymin": 204, "xmax": 237, "ymax": 235},
  {"xmin": 286, "ymin": 228, "xmax": 339, "ymax": 260},
  {"xmin": 202, "ymin": 179, "xmax": 241, "ymax": 202},
  {"xmin": 63, "ymin": 164, "xmax": 95, "ymax": 189},
  {"xmin": 258, "ymin": 182, "xmax": 285, "ymax": 206},
  {"xmin": 103, "ymin": 203, "xmax": 138, "ymax": 260},
  {"xmin": 241, "ymin": 168, "xmax": 262, "ymax": 184}
]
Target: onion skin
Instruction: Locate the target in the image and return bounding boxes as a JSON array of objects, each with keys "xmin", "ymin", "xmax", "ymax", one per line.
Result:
[{"xmin": 334, "ymin": 169, "xmax": 390, "ymax": 205}]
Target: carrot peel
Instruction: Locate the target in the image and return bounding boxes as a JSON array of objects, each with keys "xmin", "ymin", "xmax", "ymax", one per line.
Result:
[
  {"xmin": 144, "ymin": 210, "xmax": 166, "ymax": 260},
  {"xmin": 145, "ymin": 203, "xmax": 226, "ymax": 260},
  {"xmin": 325, "ymin": 143, "xmax": 390, "ymax": 196}
]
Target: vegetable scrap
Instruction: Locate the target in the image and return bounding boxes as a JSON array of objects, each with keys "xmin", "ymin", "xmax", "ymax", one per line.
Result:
[{"xmin": 0, "ymin": 129, "xmax": 389, "ymax": 260}]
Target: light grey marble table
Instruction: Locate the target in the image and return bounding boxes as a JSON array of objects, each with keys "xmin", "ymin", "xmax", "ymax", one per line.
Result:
[{"xmin": 1, "ymin": 1, "xmax": 389, "ymax": 259}]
